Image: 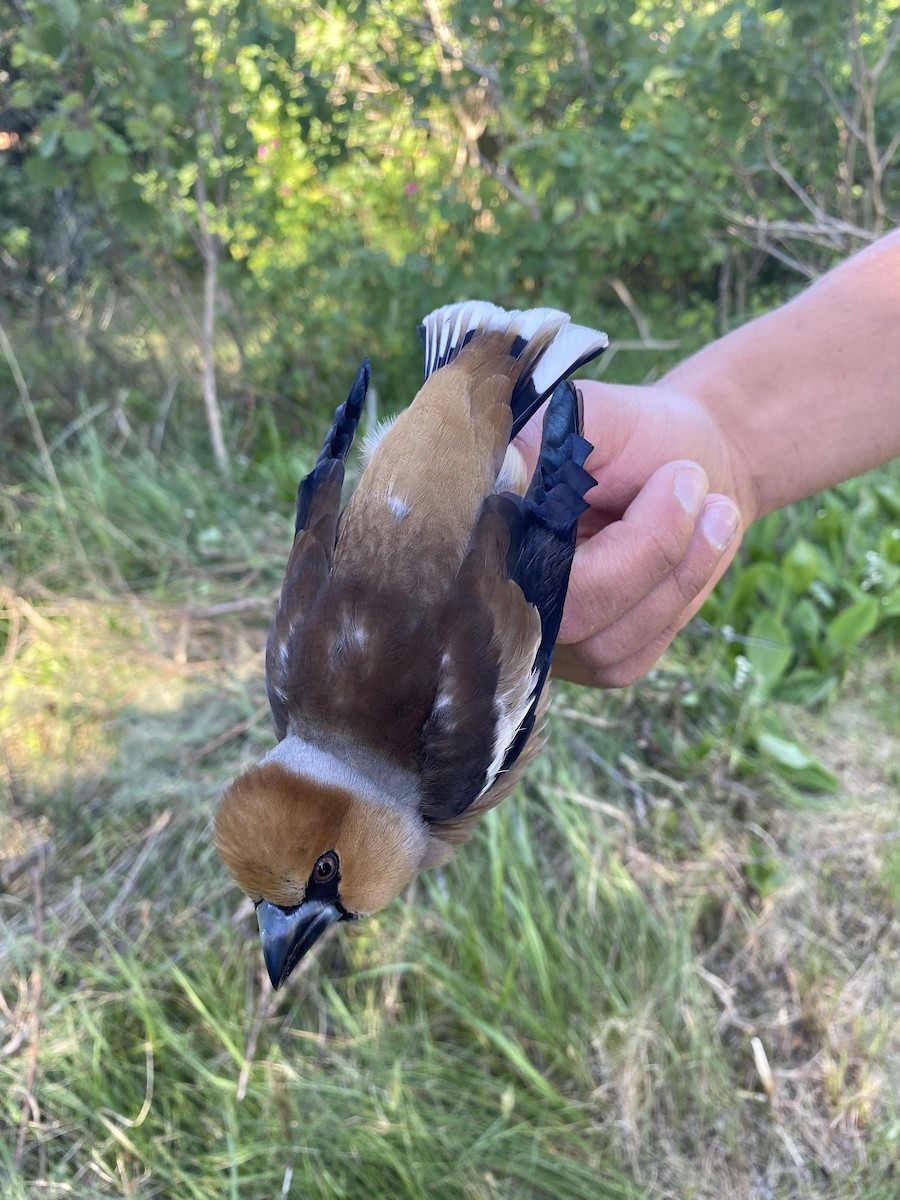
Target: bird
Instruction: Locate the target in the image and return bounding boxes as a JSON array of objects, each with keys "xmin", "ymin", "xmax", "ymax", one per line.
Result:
[{"xmin": 215, "ymin": 302, "xmax": 608, "ymax": 988}]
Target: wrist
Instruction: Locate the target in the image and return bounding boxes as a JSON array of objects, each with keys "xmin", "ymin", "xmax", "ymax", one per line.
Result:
[{"xmin": 649, "ymin": 367, "xmax": 763, "ymax": 529}]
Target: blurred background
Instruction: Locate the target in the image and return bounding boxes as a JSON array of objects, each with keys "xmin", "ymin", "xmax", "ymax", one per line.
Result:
[{"xmin": 1, "ymin": 2, "xmax": 898, "ymax": 1197}]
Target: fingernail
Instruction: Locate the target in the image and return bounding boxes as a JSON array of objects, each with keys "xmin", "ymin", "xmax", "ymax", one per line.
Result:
[
  {"xmin": 701, "ymin": 501, "xmax": 740, "ymax": 552},
  {"xmin": 674, "ymin": 466, "xmax": 707, "ymax": 517}
]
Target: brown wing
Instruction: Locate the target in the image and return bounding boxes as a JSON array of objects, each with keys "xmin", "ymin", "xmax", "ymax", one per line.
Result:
[{"xmin": 418, "ymin": 494, "xmax": 543, "ymax": 828}]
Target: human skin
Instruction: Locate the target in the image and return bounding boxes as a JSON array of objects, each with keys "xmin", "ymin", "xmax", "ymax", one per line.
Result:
[{"xmin": 514, "ymin": 229, "xmax": 900, "ymax": 687}]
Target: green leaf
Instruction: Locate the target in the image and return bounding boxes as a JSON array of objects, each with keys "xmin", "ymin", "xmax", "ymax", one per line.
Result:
[
  {"xmin": 727, "ymin": 562, "xmax": 782, "ymax": 619},
  {"xmin": 790, "ymin": 598, "xmax": 821, "ymax": 644},
  {"xmin": 745, "ymin": 836, "xmax": 783, "ymax": 899},
  {"xmin": 747, "ymin": 610, "xmax": 793, "ymax": 685},
  {"xmin": 782, "ymin": 538, "xmax": 824, "ymax": 595},
  {"xmin": 159, "ymin": 39, "xmax": 187, "ymax": 60},
  {"xmin": 150, "ymin": 103, "xmax": 175, "ymax": 127},
  {"xmin": 53, "ymin": 0, "xmax": 80, "ymax": 33},
  {"xmin": 39, "ymin": 125, "xmax": 61, "ymax": 158},
  {"xmin": 24, "ymin": 156, "xmax": 69, "ymax": 187},
  {"xmin": 63, "ymin": 127, "xmax": 96, "ymax": 159},
  {"xmin": 789, "ymin": 762, "xmax": 842, "ymax": 793},
  {"xmin": 825, "ymin": 597, "xmax": 880, "ymax": 650},
  {"xmin": 874, "ymin": 482, "xmax": 900, "ymax": 518},
  {"xmin": 37, "ymin": 22, "xmax": 67, "ymax": 58},
  {"xmin": 126, "ymin": 117, "xmax": 156, "ymax": 148},
  {"xmin": 755, "ymin": 732, "xmax": 839, "ymax": 793},
  {"xmin": 90, "ymin": 154, "xmax": 132, "ymax": 188},
  {"xmin": 774, "ymin": 669, "xmax": 839, "ymax": 707}
]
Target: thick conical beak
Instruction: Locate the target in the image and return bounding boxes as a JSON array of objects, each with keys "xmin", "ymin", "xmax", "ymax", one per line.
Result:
[{"xmin": 256, "ymin": 898, "xmax": 342, "ymax": 989}]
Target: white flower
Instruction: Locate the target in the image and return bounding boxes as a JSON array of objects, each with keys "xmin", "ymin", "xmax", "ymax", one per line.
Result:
[
  {"xmin": 861, "ymin": 550, "xmax": 887, "ymax": 591},
  {"xmin": 734, "ymin": 654, "xmax": 754, "ymax": 691}
]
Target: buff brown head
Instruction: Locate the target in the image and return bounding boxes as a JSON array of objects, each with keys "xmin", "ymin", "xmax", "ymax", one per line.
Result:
[
  {"xmin": 216, "ymin": 302, "xmax": 607, "ymax": 987},
  {"xmin": 215, "ymin": 754, "xmax": 453, "ymax": 988}
]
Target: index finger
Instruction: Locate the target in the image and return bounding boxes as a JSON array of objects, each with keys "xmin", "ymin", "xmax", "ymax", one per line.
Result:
[{"xmin": 559, "ymin": 459, "xmax": 709, "ymax": 643}]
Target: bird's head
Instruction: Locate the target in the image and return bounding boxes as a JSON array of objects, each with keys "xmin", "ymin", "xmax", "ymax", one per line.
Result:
[{"xmin": 215, "ymin": 762, "xmax": 453, "ymax": 987}]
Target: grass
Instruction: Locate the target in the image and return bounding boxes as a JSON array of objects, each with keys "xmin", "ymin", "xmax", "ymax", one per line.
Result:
[{"xmin": 1, "ymin": 445, "xmax": 898, "ymax": 1199}]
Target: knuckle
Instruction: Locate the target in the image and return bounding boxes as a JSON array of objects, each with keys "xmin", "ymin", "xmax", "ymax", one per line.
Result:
[
  {"xmin": 646, "ymin": 523, "xmax": 690, "ymax": 576},
  {"xmin": 670, "ymin": 551, "xmax": 718, "ymax": 609}
]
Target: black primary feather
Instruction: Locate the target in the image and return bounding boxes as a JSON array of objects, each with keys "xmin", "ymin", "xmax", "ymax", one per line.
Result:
[
  {"xmin": 268, "ymin": 360, "xmax": 370, "ymax": 738},
  {"xmin": 499, "ymin": 380, "xmax": 594, "ymax": 771},
  {"xmin": 294, "ymin": 358, "xmax": 369, "ymax": 537}
]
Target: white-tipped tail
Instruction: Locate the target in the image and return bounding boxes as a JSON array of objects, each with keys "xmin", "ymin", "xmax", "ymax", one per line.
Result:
[{"xmin": 418, "ymin": 301, "xmax": 608, "ymax": 422}]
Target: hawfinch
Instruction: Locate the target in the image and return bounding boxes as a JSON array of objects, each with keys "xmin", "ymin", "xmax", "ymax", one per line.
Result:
[{"xmin": 216, "ymin": 302, "xmax": 607, "ymax": 988}]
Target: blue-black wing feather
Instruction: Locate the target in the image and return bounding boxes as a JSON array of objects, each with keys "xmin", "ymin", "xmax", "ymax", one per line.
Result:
[{"xmin": 499, "ymin": 380, "xmax": 593, "ymax": 770}]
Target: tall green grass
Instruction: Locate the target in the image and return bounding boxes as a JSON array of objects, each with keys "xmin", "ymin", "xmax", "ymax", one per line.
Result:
[{"xmin": 2, "ymin": 445, "xmax": 899, "ymax": 1198}]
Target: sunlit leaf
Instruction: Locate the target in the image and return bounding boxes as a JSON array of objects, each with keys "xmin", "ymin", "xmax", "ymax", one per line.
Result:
[
  {"xmin": 747, "ymin": 611, "xmax": 793, "ymax": 685},
  {"xmin": 825, "ymin": 597, "xmax": 881, "ymax": 650},
  {"xmin": 755, "ymin": 732, "xmax": 840, "ymax": 792}
]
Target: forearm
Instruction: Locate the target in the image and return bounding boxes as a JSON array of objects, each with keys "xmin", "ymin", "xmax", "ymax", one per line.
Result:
[{"xmin": 661, "ymin": 229, "xmax": 900, "ymax": 522}]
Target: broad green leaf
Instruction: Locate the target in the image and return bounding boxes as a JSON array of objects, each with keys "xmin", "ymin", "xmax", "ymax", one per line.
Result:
[
  {"xmin": 825, "ymin": 597, "xmax": 881, "ymax": 650},
  {"xmin": 874, "ymin": 483, "xmax": 900, "ymax": 518},
  {"xmin": 39, "ymin": 125, "xmax": 61, "ymax": 158},
  {"xmin": 53, "ymin": 0, "xmax": 80, "ymax": 33},
  {"xmin": 747, "ymin": 610, "xmax": 793, "ymax": 685},
  {"xmin": 790, "ymin": 598, "xmax": 821, "ymax": 644},
  {"xmin": 783, "ymin": 538, "xmax": 824, "ymax": 595},
  {"xmin": 24, "ymin": 156, "xmax": 68, "ymax": 187},
  {"xmin": 755, "ymin": 732, "xmax": 840, "ymax": 793},
  {"xmin": 552, "ymin": 197, "xmax": 576, "ymax": 225},
  {"xmin": 63, "ymin": 127, "xmax": 96, "ymax": 159},
  {"xmin": 90, "ymin": 154, "xmax": 131, "ymax": 188},
  {"xmin": 774, "ymin": 669, "xmax": 840, "ymax": 707},
  {"xmin": 789, "ymin": 763, "xmax": 843, "ymax": 793},
  {"xmin": 880, "ymin": 527, "xmax": 900, "ymax": 565},
  {"xmin": 37, "ymin": 21, "xmax": 67, "ymax": 58}
]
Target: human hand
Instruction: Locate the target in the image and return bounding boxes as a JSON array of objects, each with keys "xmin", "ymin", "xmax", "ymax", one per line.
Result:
[{"xmin": 514, "ymin": 379, "xmax": 751, "ymax": 687}]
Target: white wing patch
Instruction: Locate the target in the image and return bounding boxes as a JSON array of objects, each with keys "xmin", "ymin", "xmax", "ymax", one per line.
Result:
[
  {"xmin": 494, "ymin": 442, "xmax": 528, "ymax": 496},
  {"xmin": 478, "ymin": 599, "xmax": 542, "ymax": 798},
  {"xmin": 386, "ymin": 495, "xmax": 411, "ymax": 520}
]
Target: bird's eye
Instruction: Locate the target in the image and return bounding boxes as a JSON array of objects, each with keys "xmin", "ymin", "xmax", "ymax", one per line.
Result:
[{"xmin": 312, "ymin": 851, "xmax": 338, "ymax": 884}]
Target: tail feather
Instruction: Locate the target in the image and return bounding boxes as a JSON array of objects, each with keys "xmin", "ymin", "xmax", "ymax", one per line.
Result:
[{"xmin": 418, "ymin": 302, "xmax": 607, "ymax": 435}]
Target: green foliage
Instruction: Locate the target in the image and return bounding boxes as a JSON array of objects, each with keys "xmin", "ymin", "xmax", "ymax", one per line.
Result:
[
  {"xmin": 3, "ymin": 0, "xmax": 898, "ymax": 465},
  {"xmin": 702, "ymin": 473, "xmax": 900, "ymax": 702},
  {"xmin": 688, "ymin": 467, "xmax": 900, "ymax": 792}
]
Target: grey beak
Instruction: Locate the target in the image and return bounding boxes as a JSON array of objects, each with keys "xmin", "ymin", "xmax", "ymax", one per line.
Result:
[{"xmin": 256, "ymin": 898, "xmax": 342, "ymax": 988}]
